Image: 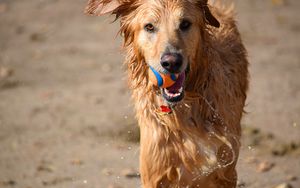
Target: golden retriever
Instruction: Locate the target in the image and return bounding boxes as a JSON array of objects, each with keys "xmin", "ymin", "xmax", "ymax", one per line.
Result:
[{"xmin": 85, "ymin": 0, "xmax": 248, "ymax": 187}]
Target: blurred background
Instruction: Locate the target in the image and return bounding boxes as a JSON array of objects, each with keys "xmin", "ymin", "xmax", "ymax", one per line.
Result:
[{"xmin": 0, "ymin": 0, "xmax": 299, "ymax": 187}]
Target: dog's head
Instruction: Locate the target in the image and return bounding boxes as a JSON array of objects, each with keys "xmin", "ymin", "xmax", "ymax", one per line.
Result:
[{"xmin": 86, "ymin": 0, "xmax": 219, "ymax": 103}]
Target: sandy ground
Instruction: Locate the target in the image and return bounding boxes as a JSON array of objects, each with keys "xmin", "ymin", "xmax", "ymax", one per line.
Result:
[{"xmin": 0, "ymin": 0, "xmax": 299, "ymax": 187}]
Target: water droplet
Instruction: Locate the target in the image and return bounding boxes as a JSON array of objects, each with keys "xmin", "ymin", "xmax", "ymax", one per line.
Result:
[
  {"xmin": 124, "ymin": 116, "xmax": 128, "ymax": 119},
  {"xmin": 83, "ymin": 180, "xmax": 87, "ymax": 184},
  {"xmin": 128, "ymin": 146, "xmax": 132, "ymax": 150},
  {"xmin": 293, "ymin": 122, "xmax": 297, "ymax": 127},
  {"xmin": 120, "ymin": 156, "xmax": 124, "ymax": 160}
]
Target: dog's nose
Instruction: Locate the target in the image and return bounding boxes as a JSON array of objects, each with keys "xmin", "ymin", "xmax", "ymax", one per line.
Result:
[{"xmin": 160, "ymin": 53, "xmax": 183, "ymax": 73}]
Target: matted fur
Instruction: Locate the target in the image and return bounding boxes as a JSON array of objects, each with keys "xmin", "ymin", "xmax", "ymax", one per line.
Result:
[{"xmin": 85, "ymin": 0, "xmax": 248, "ymax": 187}]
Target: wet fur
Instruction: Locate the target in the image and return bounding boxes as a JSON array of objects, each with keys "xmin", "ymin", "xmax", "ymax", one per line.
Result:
[{"xmin": 86, "ymin": 0, "xmax": 248, "ymax": 187}]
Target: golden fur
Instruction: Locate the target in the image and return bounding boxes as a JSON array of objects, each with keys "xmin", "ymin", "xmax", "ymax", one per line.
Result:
[{"xmin": 85, "ymin": 0, "xmax": 248, "ymax": 187}]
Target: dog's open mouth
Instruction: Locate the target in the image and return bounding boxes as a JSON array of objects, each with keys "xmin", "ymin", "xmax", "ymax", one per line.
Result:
[{"xmin": 162, "ymin": 72, "xmax": 185, "ymax": 103}]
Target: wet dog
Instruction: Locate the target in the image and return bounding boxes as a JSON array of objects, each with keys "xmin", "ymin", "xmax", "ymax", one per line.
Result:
[{"xmin": 85, "ymin": 0, "xmax": 248, "ymax": 187}]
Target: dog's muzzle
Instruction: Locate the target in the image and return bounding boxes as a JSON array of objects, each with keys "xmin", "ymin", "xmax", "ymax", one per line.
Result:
[{"xmin": 161, "ymin": 71, "xmax": 185, "ymax": 103}]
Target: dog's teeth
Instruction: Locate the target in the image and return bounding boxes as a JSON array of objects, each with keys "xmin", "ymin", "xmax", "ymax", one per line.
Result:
[
  {"xmin": 179, "ymin": 87, "xmax": 183, "ymax": 93},
  {"xmin": 164, "ymin": 88, "xmax": 182, "ymax": 98},
  {"xmin": 164, "ymin": 89, "xmax": 170, "ymax": 95}
]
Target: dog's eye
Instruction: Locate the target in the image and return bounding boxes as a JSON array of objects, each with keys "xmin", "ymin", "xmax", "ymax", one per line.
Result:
[
  {"xmin": 144, "ymin": 23, "xmax": 155, "ymax": 33},
  {"xmin": 180, "ymin": 20, "xmax": 192, "ymax": 31}
]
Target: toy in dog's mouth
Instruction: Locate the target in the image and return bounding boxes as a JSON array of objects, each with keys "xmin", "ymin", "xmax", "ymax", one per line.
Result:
[
  {"xmin": 148, "ymin": 66, "xmax": 187, "ymax": 103},
  {"xmin": 161, "ymin": 72, "xmax": 185, "ymax": 103}
]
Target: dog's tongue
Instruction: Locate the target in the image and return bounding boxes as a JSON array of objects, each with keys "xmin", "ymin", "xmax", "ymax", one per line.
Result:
[{"xmin": 167, "ymin": 72, "xmax": 185, "ymax": 93}]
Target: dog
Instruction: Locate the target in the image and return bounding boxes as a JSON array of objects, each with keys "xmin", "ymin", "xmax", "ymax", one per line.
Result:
[{"xmin": 85, "ymin": 0, "xmax": 248, "ymax": 187}]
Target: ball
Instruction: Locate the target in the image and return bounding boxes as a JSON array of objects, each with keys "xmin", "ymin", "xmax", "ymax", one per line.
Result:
[{"xmin": 148, "ymin": 66, "xmax": 178, "ymax": 88}]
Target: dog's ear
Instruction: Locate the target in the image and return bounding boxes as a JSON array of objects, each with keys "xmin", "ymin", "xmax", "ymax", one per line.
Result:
[
  {"xmin": 85, "ymin": 0, "xmax": 120, "ymax": 16},
  {"xmin": 203, "ymin": 5, "xmax": 220, "ymax": 28}
]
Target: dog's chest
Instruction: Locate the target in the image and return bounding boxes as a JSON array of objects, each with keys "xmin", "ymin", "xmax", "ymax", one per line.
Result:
[{"xmin": 140, "ymin": 115, "xmax": 223, "ymax": 183}]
